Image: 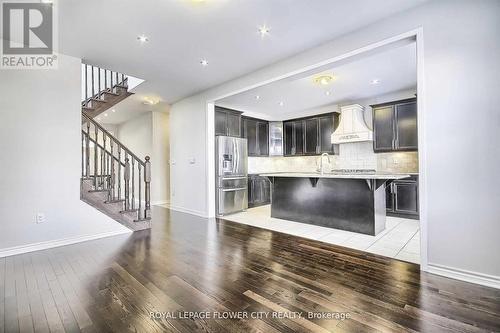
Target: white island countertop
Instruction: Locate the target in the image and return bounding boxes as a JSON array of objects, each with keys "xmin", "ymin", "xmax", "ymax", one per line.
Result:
[{"xmin": 258, "ymin": 172, "xmax": 412, "ymax": 180}]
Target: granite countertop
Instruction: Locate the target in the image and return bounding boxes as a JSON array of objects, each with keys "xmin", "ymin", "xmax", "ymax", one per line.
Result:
[{"xmin": 258, "ymin": 172, "xmax": 412, "ymax": 180}]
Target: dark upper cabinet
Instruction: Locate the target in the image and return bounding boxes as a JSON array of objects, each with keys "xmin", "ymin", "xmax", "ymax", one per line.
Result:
[
  {"xmin": 395, "ymin": 101, "xmax": 418, "ymax": 150},
  {"xmin": 215, "ymin": 106, "xmax": 242, "ymax": 137},
  {"xmin": 227, "ymin": 112, "xmax": 241, "ymax": 137},
  {"xmin": 372, "ymin": 98, "xmax": 417, "ymax": 152},
  {"xmin": 257, "ymin": 122, "xmax": 269, "ymax": 155},
  {"xmin": 284, "ymin": 122, "xmax": 294, "ymax": 156},
  {"xmin": 386, "ymin": 176, "xmax": 419, "ymax": 219},
  {"xmin": 283, "ymin": 120, "xmax": 304, "ymax": 156},
  {"xmin": 319, "ymin": 115, "xmax": 336, "ymax": 153},
  {"xmin": 305, "ymin": 118, "xmax": 319, "ymax": 154},
  {"xmin": 242, "ymin": 116, "xmax": 269, "ymax": 156},
  {"xmin": 373, "ymin": 106, "xmax": 395, "ymax": 151},
  {"xmin": 284, "ymin": 113, "xmax": 337, "ymax": 156},
  {"xmin": 294, "ymin": 121, "xmax": 304, "ymax": 155},
  {"xmin": 215, "ymin": 110, "xmax": 228, "ymax": 136}
]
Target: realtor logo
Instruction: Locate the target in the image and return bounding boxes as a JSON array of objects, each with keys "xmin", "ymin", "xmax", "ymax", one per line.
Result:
[{"xmin": 1, "ymin": 1, "xmax": 58, "ymax": 69}]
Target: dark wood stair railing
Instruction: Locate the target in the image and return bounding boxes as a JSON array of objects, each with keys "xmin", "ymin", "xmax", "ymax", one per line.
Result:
[
  {"xmin": 81, "ymin": 63, "xmax": 133, "ymax": 118},
  {"xmin": 81, "ymin": 113, "xmax": 151, "ymax": 222}
]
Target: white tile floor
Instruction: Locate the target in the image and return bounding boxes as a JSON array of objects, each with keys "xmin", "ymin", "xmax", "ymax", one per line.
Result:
[{"xmin": 223, "ymin": 205, "xmax": 420, "ymax": 264}]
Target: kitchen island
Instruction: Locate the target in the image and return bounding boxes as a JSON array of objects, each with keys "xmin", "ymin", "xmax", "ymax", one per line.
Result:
[{"xmin": 259, "ymin": 172, "xmax": 410, "ymax": 236}]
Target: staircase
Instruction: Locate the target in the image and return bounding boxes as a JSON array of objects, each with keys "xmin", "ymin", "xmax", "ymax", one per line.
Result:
[
  {"xmin": 81, "ymin": 64, "xmax": 133, "ymax": 119},
  {"xmin": 80, "ymin": 64, "xmax": 151, "ymax": 231}
]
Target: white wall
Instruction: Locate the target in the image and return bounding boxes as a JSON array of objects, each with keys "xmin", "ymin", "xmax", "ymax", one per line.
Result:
[
  {"xmin": 169, "ymin": 0, "xmax": 500, "ymax": 282},
  {"xmin": 152, "ymin": 112, "xmax": 170, "ymax": 204},
  {"xmin": 117, "ymin": 112, "xmax": 153, "ymax": 159},
  {"xmin": 117, "ymin": 112, "xmax": 170, "ymax": 204},
  {"xmin": 0, "ymin": 54, "xmax": 130, "ymax": 252}
]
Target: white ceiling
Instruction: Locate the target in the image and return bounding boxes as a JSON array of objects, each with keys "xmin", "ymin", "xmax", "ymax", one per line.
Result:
[
  {"xmin": 59, "ymin": 0, "xmax": 428, "ymax": 106},
  {"xmin": 217, "ymin": 42, "xmax": 417, "ymax": 120}
]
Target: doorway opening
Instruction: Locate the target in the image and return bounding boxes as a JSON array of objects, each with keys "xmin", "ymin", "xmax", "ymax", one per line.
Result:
[{"xmin": 208, "ymin": 30, "xmax": 427, "ymax": 269}]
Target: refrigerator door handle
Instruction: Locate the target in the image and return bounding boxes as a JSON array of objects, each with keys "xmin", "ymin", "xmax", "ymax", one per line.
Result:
[{"xmin": 222, "ymin": 187, "xmax": 247, "ymax": 192}]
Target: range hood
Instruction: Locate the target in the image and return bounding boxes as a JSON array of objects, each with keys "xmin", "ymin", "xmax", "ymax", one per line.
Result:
[{"xmin": 331, "ymin": 104, "xmax": 373, "ymax": 144}]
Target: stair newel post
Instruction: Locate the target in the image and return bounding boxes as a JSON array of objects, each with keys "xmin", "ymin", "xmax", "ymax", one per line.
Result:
[
  {"xmin": 93, "ymin": 124, "xmax": 98, "ymax": 188},
  {"xmin": 144, "ymin": 156, "xmax": 151, "ymax": 220},
  {"xmin": 85, "ymin": 120, "xmax": 90, "ymax": 177},
  {"xmin": 124, "ymin": 157, "xmax": 130, "ymax": 211},
  {"xmin": 81, "ymin": 131, "xmax": 84, "ymax": 177},
  {"xmin": 137, "ymin": 163, "xmax": 142, "ymax": 221},
  {"xmin": 131, "ymin": 159, "xmax": 135, "ymax": 210}
]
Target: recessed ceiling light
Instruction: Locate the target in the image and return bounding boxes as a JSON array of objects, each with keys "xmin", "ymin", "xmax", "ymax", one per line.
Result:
[
  {"xmin": 255, "ymin": 95, "xmax": 260, "ymax": 100},
  {"xmin": 112, "ymin": 109, "xmax": 116, "ymax": 113},
  {"xmin": 370, "ymin": 79, "xmax": 380, "ymax": 85},
  {"xmin": 137, "ymin": 35, "xmax": 149, "ymax": 43},
  {"xmin": 278, "ymin": 101, "xmax": 284, "ymax": 106},
  {"xmin": 325, "ymin": 91, "xmax": 331, "ymax": 96},
  {"xmin": 104, "ymin": 113, "xmax": 108, "ymax": 117},
  {"xmin": 314, "ymin": 75, "xmax": 333, "ymax": 86},
  {"xmin": 143, "ymin": 97, "xmax": 159, "ymax": 105},
  {"xmin": 41, "ymin": 0, "xmax": 53, "ymax": 3},
  {"xmin": 258, "ymin": 25, "xmax": 270, "ymax": 37},
  {"xmin": 97, "ymin": 117, "xmax": 101, "ymax": 121},
  {"xmin": 200, "ymin": 59, "xmax": 209, "ymax": 66}
]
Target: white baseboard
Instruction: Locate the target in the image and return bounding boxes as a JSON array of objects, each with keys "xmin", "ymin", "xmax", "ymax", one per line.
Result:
[
  {"xmin": 152, "ymin": 200, "xmax": 169, "ymax": 206},
  {"xmin": 0, "ymin": 229, "xmax": 132, "ymax": 258},
  {"xmin": 428, "ymin": 263, "xmax": 500, "ymax": 289},
  {"xmin": 168, "ymin": 204, "xmax": 208, "ymax": 218}
]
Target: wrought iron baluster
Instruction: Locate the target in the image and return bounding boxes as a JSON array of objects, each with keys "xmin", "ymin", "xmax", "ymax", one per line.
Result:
[
  {"xmin": 94, "ymin": 125, "xmax": 98, "ymax": 188},
  {"xmin": 137, "ymin": 163, "xmax": 142, "ymax": 221},
  {"xmin": 91, "ymin": 66, "xmax": 95, "ymax": 98},
  {"xmin": 110, "ymin": 140, "xmax": 114, "ymax": 199},
  {"xmin": 117, "ymin": 148, "xmax": 122, "ymax": 199},
  {"xmin": 98, "ymin": 68, "xmax": 101, "ymax": 98},
  {"xmin": 131, "ymin": 159, "xmax": 135, "ymax": 210},
  {"xmin": 144, "ymin": 156, "xmax": 151, "ymax": 219},
  {"xmin": 85, "ymin": 120, "xmax": 90, "ymax": 177},
  {"xmin": 124, "ymin": 157, "xmax": 130, "ymax": 211},
  {"xmin": 85, "ymin": 64, "xmax": 88, "ymax": 101},
  {"xmin": 103, "ymin": 134, "xmax": 107, "ymax": 189}
]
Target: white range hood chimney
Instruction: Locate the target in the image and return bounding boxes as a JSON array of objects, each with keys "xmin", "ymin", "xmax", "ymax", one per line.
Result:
[{"xmin": 331, "ymin": 104, "xmax": 373, "ymax": 144}]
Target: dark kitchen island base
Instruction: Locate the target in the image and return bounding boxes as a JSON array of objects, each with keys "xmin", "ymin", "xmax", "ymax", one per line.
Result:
[{"xmin": 269, "ymin": 176, "xmax": 387, "ymax": 236}]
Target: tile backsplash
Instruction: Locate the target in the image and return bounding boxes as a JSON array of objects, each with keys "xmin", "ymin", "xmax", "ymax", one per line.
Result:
[{"xmin": 248, "ymin": 141, "xmax": 418, "ymax": 174}]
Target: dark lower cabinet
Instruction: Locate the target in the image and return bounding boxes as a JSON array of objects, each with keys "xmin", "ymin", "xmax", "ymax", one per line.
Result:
[
  {"xmin": 215, "ymin": 106, "xmax": 242, "ymax": 137},
  {"xmin": 386, "ymin": 175, "xmax": 419, "ymax": 219},
  {"xmin": 248, "ymin": 175, "xmax": 271, "ymax": 208},
  {"xmin": 242, "ymin": 117, "xmax": 268, "ymax": 156}
]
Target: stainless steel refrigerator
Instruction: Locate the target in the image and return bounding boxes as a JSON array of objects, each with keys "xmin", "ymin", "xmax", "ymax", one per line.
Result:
[{"xmin": 216, "ymin": 136, "xmax": 248, "ymax": 216}]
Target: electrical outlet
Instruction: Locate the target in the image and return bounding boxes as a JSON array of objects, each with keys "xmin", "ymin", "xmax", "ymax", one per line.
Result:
[{"xmin": 36, "ymin": 213, "xmax": 46, "ymax": 224}]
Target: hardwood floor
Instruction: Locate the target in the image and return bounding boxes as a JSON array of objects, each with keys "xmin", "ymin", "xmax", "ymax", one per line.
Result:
[{"xmin": 1, "ymin": 206, "xmax": 499, "ymax": 333}]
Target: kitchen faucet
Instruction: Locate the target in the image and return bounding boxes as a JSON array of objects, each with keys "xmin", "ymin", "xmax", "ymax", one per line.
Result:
[{"xmin": 318, "ymin": 153, "xmax": 331, "ymax": 175}]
